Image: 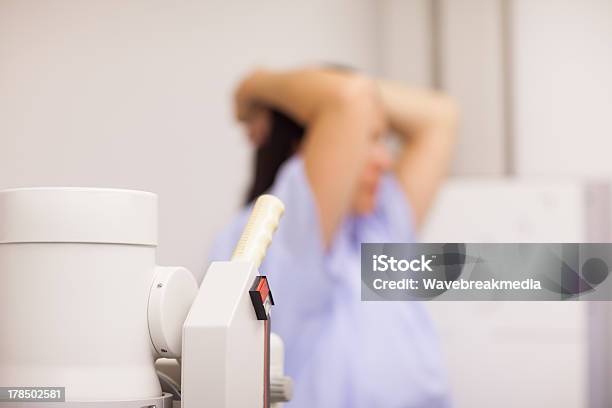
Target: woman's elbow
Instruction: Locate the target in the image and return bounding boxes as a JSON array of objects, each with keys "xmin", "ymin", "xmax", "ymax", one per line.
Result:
[
  {"xmin": 326, "ymin": 76, "xmax": 386, "ymax": 129},
  {"xmin": 436, "ymin": 95, "xmax": 460, "ymax": 130}
]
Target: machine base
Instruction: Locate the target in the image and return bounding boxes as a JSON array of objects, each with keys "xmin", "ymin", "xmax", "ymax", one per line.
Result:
[{"xmin": 1, "ymin": 393, "xmax": 173, "ymax": 407}]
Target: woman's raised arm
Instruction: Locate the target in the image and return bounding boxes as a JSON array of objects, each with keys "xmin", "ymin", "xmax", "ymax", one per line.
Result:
[
  {"xmin": 377, "ymin": 80, "xmax": 458, "ymax": 229},
  {"xmin": 235, "ymin": 68, "xmax": 386, "ymax": 246}
]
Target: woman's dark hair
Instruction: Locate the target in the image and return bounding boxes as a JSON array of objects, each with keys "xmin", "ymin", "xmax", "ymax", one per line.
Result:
[
  {"xmin": 245, "ymin": 64, "xmax": 354, "ymax": 204},
  {"xmin": 245, "ymin": 109, "xmax": 305, "ymax": 204}
]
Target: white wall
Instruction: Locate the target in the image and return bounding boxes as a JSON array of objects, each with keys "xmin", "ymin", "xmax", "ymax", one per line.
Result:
[
  {"xmin": 439, "ymin": 0, "xmax": 507, "ymax": 176},
  {"xmin": 509, "ymin": 3, "xmax": 612, "ymax": 405},
  {"xmin": 0, "ymin": 0, "xmax": 379, "ymax": 280},
  {"xmin": 513, "ymin": 0, "xmax": 612, "ymax": 178},
  {"xmin": 378, "ymin": 0, "xmax": 432, "ymax": 86}
]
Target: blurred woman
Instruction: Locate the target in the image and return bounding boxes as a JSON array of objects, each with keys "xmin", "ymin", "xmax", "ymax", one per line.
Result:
[{"xmin": 209, "ymin": 67, "xmax": 458, "ymax": 407}]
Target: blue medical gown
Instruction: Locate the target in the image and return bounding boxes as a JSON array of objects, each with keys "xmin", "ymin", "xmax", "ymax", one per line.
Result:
[{"xmin": 209, "ymin": 156, "xmax": 452, "ymax": 408}]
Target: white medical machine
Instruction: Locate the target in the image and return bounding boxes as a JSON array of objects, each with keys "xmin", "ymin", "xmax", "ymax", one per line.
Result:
[{"xmin": 0, "ymin": 187, "xmax": 292, "ymax": 407}]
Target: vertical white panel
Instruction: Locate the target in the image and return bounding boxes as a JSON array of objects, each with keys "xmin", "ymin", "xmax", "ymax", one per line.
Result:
[
  {"xmin": 378, "ymin": 0, "xmax": 432, "ymax": 86},
  {"xmin": 513, "ymin": 0, "xmax": 612, "ymax": 178},
  {"xmin": 439, "ymin": 0, "xmax": 506, "ymax": 175}
]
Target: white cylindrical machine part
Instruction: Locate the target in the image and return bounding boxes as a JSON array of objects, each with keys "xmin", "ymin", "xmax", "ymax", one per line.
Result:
[
  {"xmin": 0, "ymin": 188, "xmax": 173, "ymax": 401},
  {"xmin": 231, "ymin": 194, "xmax": 285, "ymax": 268}
]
